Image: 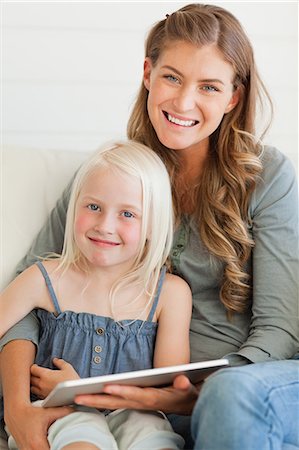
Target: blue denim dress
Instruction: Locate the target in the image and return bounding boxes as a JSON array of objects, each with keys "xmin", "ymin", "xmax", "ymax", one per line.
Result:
[
  {"xmin": 0, "ymin": 262, "xmax": 166, "ymax": 422},
  {"xmin": 34, "ymin": 262, "xmax": 165, "ymax": 381}
]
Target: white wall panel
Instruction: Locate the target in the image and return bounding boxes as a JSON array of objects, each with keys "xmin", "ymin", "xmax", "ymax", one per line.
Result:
[
  {"xmin": 3, "ymin": 83, "xmax": 135, "ymax": 141},
  {"xmin": 1, "ymin": 1, "xmax": 298, "ymax": 170},
  {"xmin": 3, "ymin": 29, "xmax": 144, "ymax": 83},
  {"xmin": 1, "ymin": 2, "xmax": 186, "ymax": 30}
]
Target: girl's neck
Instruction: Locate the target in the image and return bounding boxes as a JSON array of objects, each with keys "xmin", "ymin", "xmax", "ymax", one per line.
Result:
[{"xmin": 76, "ymin": 263, "xmax": 126, "ymax": 289}]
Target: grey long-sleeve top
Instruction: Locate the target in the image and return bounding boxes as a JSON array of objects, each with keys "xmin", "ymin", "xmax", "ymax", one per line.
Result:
[{"xmin": 1, "ymin": 146, "xmax": 298, "ymax": 364}]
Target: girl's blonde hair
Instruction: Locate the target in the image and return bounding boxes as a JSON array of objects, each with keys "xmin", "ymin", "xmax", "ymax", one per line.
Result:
[
  {"xmin": 60, "ymin": 140, "xmax": 173, "ymax": 316},
  {"xmin": 127, "ymin": 3, "xmax": 273, "ymax": 314}
]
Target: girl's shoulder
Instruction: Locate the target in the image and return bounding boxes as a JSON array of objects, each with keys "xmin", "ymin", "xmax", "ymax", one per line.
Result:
[
  {"xmin": 39, "ymin": 258, "xmax": 62, "ymax": 272},
  {"xmin": 164, "ymin": 271, "xmax": 190, "ymax": 288},
  {"xmin": 155, "ymin": 272, "xmax": 192, "ymax": 321},
  {"xmin": 159, "ymin": 272, "xmax": 192, "ymax": 304},
  {"xmin": 2, "ymin": 261, "xmax": 52, "ymax": 304},
  {"xmin": 14, "ymin": 259, "xmax": 62, "ymax": 292}
]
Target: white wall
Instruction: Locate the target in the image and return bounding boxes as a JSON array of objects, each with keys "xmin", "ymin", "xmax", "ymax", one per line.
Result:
[{"xmin": 2, "ymin": 1, "xmax": 298, "ymax": 170}]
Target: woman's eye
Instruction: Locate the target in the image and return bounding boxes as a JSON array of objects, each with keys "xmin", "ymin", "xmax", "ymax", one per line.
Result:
[
  {"xmin": 201, "ymin": 85, "xmax": 219, "ymax": 92},
  {"xmin": 87, "ymin": 204, "xmax": 100, "ymax": 211},
  {"xmin": 165, "ymin": 74, "xmax": 180, "ymax": 84},
  {"xmin": 122, "ymin": 211, "xmax": 134, "ymax": 218}
]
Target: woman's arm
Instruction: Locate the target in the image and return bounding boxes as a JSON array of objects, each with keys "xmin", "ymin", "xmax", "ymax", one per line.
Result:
[
  {"xmin": 1, "ymin": 341, "xmax": 72, "ymax": 450},
  {"xmin": 0, "ymin": 312, "xmax": 39, "ymax": 352},
  {"xmin": 229, "ymin": 148, "xmax": 299, "ymax": 363}
]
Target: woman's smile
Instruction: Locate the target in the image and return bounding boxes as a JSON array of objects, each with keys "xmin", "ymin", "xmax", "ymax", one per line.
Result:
[
  {"xmin": 162, "ymin": 111, "xmax": 199, "ymax": 128},
  {"xmin": 143, "ymin": 41, "xmax": 239, "ymax": 154}
]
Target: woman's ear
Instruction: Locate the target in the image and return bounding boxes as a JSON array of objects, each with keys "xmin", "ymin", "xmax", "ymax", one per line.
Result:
[
  {"xmin": 143, "ymin": 58, "xmax": 152, "ymax": 91},
  {"xmin": 224, "ymin": 86, "xmax": 241, "ymax": 114}
]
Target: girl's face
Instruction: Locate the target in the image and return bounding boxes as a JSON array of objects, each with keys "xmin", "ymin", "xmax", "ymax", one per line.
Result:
[
  {"xmin": 74, "ymin": 166, "xmax": 143, "ymax": 274},
  {"xmin": 144, "ymin": 41, "xmax": 239, "ymax": 155}
]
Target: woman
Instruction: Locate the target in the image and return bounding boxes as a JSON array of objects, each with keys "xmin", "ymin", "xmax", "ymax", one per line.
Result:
[{"xmin": 1, "ymin": 4, "xmax": 298, "ymax": 450}]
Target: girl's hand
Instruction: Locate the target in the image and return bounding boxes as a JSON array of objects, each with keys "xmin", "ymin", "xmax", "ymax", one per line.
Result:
[
  {"xmin": 30, "ymin": 358, "xmax": 80, "ymax": 399},
  {"xmin": 4, "ymin": 402, "xmax": 73, "ymax": 450},
  {"xmin": 75, "ymin": 375, "xmax": 201, "ymax": 415}
]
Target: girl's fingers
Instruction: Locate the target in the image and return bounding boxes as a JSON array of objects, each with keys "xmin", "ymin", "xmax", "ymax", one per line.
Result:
[{"xmin": 30, "ymin": 375, "xmax": 40, "ymax": 386}]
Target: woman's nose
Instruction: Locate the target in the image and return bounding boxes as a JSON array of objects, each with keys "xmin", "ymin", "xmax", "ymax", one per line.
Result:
[{"xmin": 173, "ymin": 86, "xmax": 196, "ymax": 112}]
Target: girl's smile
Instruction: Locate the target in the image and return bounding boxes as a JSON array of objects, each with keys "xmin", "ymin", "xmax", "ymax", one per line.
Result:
[
  {"xmin": 74, "ymin": 167, "xmax": 143, "ymax": 273},
  {"xmin": 143, "ymin": 41, "xmax": 239, "ymax": 159},
  {"xmin": 88, "ymin": 237, "xmax": 121, "ymax": 247}
]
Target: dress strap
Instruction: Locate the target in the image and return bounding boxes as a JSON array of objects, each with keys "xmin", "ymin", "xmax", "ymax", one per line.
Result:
[
  {"xmin": 147, "ymin": 266, "xmax": 167, "ymax": 322},
  {"xmin": 36, "ymin": 261, "xmax": 62, "ymax": 315}
]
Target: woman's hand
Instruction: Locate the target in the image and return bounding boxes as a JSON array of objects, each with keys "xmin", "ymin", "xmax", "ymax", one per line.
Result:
[
  {"xmin": 30, "ymin": 358, "xmax": 80, "ymax": 399},
  {"xmin": 75, "ymin": 375, "xmax": 201, "ymax": 415},
  {"xmin": 4, "ymin": 401, "xmax": 73, "ymax": 450}
]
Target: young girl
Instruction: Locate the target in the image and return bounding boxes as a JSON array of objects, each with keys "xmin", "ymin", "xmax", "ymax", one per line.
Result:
[
  {"xmin": 0, "ymin": 141, "xmax": 192, "ymax": 450},
  {"xmin": 1, "ymin": 3, "xmax": 298, "ymax": 450}
]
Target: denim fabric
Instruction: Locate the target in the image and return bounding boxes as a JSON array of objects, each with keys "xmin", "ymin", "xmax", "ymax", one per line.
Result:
[
  {"xmin": 0, "ymin": 264, "xmax": 166, "ymax": 420},
  {"xmin": 33, "ymin": 262, "xmax": 164, "ymax": 380},
  {"xmin": 168, "ymin": 414, "xmax": 193, "ymax": 449},
  {"xmin": 191, "ymin": 360, "xmax": 299, "ymax": 450}
]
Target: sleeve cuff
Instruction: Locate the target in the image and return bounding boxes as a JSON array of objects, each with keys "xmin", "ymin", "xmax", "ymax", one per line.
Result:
[{"xmin": 0, "ymin": 312, "xmax": 39, "ymax": 352}]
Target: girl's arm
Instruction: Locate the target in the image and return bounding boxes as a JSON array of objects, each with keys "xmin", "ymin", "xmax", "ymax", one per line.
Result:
[
  {"xmin": 0, "ymin": 265, "xmax": 48, "ymax": 339},
  {"xmin": 153, "ymin": 273, "xmax": 192, "ymax": 367},
  {"xmin": 30, "ymin": 358, "xmax": 80, "ymax": 399}
]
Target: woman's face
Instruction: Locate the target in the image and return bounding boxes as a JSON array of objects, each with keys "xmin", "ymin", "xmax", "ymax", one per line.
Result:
[{"xmin": 144, "ymin": 41, "xmax": 239, "ymax": 155}]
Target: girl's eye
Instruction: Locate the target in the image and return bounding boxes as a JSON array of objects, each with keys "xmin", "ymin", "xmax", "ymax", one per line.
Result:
[
  {"xmin": 87, "ymin": 204, "xmax": 100, "ymax": 211},
  {"xmin": 122, "ymin": 211, "xmax": 134, "ymax": 218},
  {"xmin": 165, "ymin": 74, "xmax": 180, "ymax": 84}
]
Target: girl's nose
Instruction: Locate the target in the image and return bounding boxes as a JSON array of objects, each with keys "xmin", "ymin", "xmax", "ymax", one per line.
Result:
[
  {"xmin": 94, "ymin": 213, "xmax": 115, "ymax": 235},
  {"xmin": 173, "ymin": 86, "xmax": 196, "ymax": 112}
]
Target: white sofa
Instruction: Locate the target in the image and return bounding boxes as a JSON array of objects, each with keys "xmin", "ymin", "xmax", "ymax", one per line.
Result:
[{"xmin": 1, "ymin": 146, "xmax": 90, "ymax": 291}]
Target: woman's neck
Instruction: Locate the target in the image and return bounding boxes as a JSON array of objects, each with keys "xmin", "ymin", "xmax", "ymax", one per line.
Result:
[
  {"xmin": 178, "ymin": 140, "xmax": 209, "ymax": 180},
  {"xmin": 176, "ymin": 141, "xmax": 209, "ymax": 214}
]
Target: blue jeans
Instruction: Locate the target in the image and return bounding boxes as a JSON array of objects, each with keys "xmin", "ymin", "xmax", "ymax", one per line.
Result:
[{"xmin": 191, "ymin": 360, "xmax": 299, "ymax": 450}]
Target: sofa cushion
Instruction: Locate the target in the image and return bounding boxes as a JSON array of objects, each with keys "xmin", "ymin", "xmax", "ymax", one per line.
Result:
[{"xmin": 1, "ymin": 146, "xmax": 89, "ymax": 290}]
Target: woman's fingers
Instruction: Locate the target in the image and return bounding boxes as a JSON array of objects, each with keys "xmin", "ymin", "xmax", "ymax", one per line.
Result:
[
  {"xmin": 172, "ymin": 374, "xmax": 192, "ymax": 390},
  {"xmin": 75, "ymin": 381, "xmax": 198, "ymax": 414}
]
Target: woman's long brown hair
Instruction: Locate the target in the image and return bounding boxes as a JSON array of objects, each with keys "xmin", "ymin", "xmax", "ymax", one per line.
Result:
[{"xmin": 127, "ymin": 3, "xmax": 273, "ymax": 314}]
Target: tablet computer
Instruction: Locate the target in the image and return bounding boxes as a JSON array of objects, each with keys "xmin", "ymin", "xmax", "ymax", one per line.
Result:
[{"xmin": 41, "ymin": 359, "xmax": 229, "ymax": 407}]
